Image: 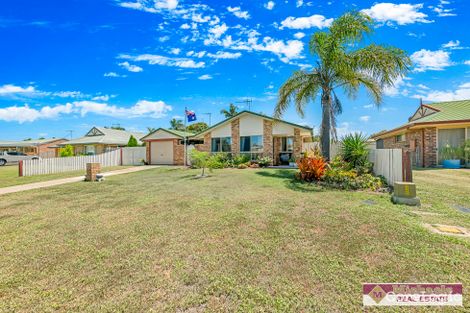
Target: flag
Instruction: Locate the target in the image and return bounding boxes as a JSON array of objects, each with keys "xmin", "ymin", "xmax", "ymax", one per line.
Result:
[{"xmin": 185, "ymin": 109, "xmax": 197, "ymax": 122}]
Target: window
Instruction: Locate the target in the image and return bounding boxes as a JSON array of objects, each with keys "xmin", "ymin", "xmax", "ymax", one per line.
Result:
[
  {"xmin": 395, "ymin": 134, "xmax": 406, "ymax": 142},
  {"xmin": 240, "ymin": 135, "xmax": 263, "ymax": 159},
  {"xmin": 211, "ymin": 137, "xmax": 231, "ymax": 153},
  {"xmin": 281, "ymin": 137, "xmax": 294, "ymax": 152},
  {"xmin": 85, "ymin": 145, "xmax": 96, "ymax": 155}
]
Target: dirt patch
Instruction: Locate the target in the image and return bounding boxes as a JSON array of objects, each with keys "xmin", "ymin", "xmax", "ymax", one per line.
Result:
[{"xmin": 423, "ymin": 223, "xmax": 470, "ymax": 238}]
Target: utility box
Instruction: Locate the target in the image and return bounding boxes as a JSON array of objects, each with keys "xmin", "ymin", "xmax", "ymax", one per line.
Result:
[{"xmin": 392, "ymin": 182, "xmax": 420, "ymax": 206}]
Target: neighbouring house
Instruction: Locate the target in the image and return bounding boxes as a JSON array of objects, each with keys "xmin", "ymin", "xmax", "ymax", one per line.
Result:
[
  {"xmin": 58, "ymin": 127, "xmax": 145, "ymax": 155},
  {"xmin": 372, "ymin": 100, "xmax": 470, "ymax": 167},
  {"xmin": 0, "ymin": 138, "xmax": 68, "ymax": 158},
  {"xmin": 143, "ymin": 111, "xmax": 313, "ymax": 165}
]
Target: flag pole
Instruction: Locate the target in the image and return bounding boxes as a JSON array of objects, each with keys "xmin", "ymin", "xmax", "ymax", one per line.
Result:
[{"xmin": 184, "ymin": 107, "xmax": 187, "ymax": 167}]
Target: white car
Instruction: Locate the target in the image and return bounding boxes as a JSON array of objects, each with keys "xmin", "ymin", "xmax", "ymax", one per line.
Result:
[{"xmin": 0, "ymin": 151, "xmax": 40, "ymax": 166}]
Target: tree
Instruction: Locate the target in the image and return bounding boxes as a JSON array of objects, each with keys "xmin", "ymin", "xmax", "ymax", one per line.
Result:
[
  {"xmin": 220, "ymin": 103, "xmax": 239, "ymax": 118},
  {"xmin": 127, "ymin": 135, "xmax": 138, "ymax": 147},
  {"xmin": 274, "ymin": 11, "xmax": 410, "ymax": 159},
  {"xmin": 147, "ymin": 127, "xmax": 157, "ymax": 133},
  {"xmin": 170, "ymin": 118, "xmax": 184, "ymax": 131},
  {"xmin": 186, "ymin": 122, "xmax": 208, "ymax": 133},
  {"xmin": 59, "ymin": 144, "xmax": 74, "ymax": 157},
  {"xmin": 190, "ymin": 149, "xmax": 213, "ymax": 177}
]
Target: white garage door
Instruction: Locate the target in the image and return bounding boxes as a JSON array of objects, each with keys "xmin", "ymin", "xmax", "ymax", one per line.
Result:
[{"xmin": 151, "ymin": 141, "xmax": 174, "ymax": 165}]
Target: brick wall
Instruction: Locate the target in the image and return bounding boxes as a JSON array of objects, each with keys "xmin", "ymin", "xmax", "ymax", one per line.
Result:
[
  {"xmin": 273, "ymin": 137, "xmax": 281, "ymax": 165},
  {"xmin": 37, "ymin": 139, "xmax": 68, "ymax": 157},
  {"xmin": 263, "ymin": 120, "xmax": 273, "ymax": 162},
  {"xmin": 293, "ymin": 128, "xmax": 302, "ymax": 160},
  {"xmin": 174, "ymin": 139, "xmax": 185, "ymax": 165},
  {"xmin": 381, "ymin": 128, "xmax": 437, "ymax": 167},
  {"xmin": 231, "ymin": 118, "xmax": 240, "ymax": 155},
  {"xmin": 146, "ymin": 142, "xmax": 151, "ymax": 164}
]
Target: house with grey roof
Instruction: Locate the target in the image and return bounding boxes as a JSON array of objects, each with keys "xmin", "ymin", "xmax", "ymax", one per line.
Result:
[
  {"xmin": 0, "ymin": 138, "xmax": 68, "ymax": 157},
  {"xmin": 59, "ymin": 127, "xmax": 145, "ymax": 155}
]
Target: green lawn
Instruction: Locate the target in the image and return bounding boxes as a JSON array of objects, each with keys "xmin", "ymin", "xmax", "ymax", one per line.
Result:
[
  {"xmin": 0, "ymin": 165, "xmax": 131, "ymax": 188},
  {"xmin": 0, "ymin": 167, "xmax": 469, "ymax": 312}
]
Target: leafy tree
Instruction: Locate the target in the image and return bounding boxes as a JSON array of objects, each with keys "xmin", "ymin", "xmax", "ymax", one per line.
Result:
[
  {"xmin": 170, "ymin": 118, "xmax": 185, "ymax": 131},
  {"xmin": 23, "ymin": 138, "xmax": 32, "ymax": 141},
  {"xmin": 186, "ymin": 122, "xmax": 208, "ymax": 133},
  {"xmin": 220, "ymin": 103, "xmax": 239, "ymax": 118},
  {"xmin": 127, "ymin": 135, "xmax": 138, "ymax": 147},
  {"xmin": 274, "ymin": 11, "xmax": 410, "ymax": 159},
  {"xmin": 59, "ymin": 144, "xmax": 74, "ymax": 157},
  {"xmin": 190, "ymin": 149, "xmax": 221, "ymax": 177},
  {"xmin": 105, "ymin": 125, "xmax": 126, "ymax": 130},
  {"xmin": 38, "ymin": 137, "xmax": 46, "ymax": 140}
]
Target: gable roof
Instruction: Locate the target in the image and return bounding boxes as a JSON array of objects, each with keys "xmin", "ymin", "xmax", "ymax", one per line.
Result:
[
  {"xmin": 141, "ymin": 128, "xmax": 194, "ymax": 140},
  {"xmin": 193, "ymin": 110, "xmax": 313, "ymax": 138},
  {"xmin": 62, "ymin": 127, "xmax": 145, "ymax": 146},
  {"xmin": 373, "ymin": 100, "xmax": 470, "ymax": 139}
]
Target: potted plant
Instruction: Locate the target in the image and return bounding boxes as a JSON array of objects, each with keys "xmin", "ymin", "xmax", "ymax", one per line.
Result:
[
  {"xmin": 439, "ymin": 144, "xmax": 463, "ymax": 169},
  {"xmin": 289, "ymin": 156, "xmax": 297, "ymax": 167}
]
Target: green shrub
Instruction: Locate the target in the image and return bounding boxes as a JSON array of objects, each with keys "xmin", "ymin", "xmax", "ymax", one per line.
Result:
[
  {"xmin": 323, "ymin": 167, "xmax": 385, "ymax": 191},
  {"xmin": 340, "ymin": 132, "xmax": 369, "ymax": 169},
  {"xmin": 59, "ymin": 145, "xmax": 74, "ymax": 157},
  {"xmin": 439, "ymin": 144, "xmax": 464, "ymax": 160},
  {"xmin": 257, "ymin": 156, "xmax": 272, "ymax": 168},
  {"xmin": 190, "ymin": 149, "xmax": 217, "ymax": 176},
  {"xmin": 232, "ymin": 154, "xmax": 250, "ymax": 166},
  {"xmin": 127, "ymin": 135, "xmax": 138, "ymax": 147}
]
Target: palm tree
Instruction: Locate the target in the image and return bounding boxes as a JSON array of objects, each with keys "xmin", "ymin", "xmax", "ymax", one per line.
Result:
[
  {"xmin": 274, "ymin": 12, "xmax": 411, "ymax": 159},
  {"xmin": 147, "ymin": 127, "xmax": 157, "ymax": 133},
  {"xmin": 220, "ymin": 103, "xmax": 239, "ymax": 118},
  {"xmin": 170, "ymin": 118, "xmax": 184, "ymax": 131}
]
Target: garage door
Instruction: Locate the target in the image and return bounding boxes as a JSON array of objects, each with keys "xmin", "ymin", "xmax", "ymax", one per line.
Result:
[{"xmin": 151, "ymin": 141, "xmax": 174, "ymax": 165}]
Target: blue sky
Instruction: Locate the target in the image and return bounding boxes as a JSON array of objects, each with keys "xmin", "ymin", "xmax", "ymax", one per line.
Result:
[{"xmin": 0, "ymin": 0, "xmax": 469, "ymax": 140}]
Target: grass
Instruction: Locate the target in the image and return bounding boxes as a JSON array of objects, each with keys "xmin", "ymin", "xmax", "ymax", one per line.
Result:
[
  {"xmin": 0, "ymin": 165, "xmax": 132, "ymax": 188},
  {"xmin": 0, "ymin": 167, "xmax": 469, "ymax": 312}
]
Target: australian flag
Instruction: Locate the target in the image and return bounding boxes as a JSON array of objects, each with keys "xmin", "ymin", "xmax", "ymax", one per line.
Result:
[{"xmin": 185, "ymin": 109, "xmax": 197, "ymax": 122}]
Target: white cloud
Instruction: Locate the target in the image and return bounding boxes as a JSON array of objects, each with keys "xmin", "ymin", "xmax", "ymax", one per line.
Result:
[
  {"xmin": 432, "ymin": 0, "xmax": 457, "ymax": 17},
  {"xmin": 119, "ymin": 54, "xmax": 205, "ymax": 68},
  {"xmin": 75, "ymin": 100, "xmax": 172, "ymax": 118},
  {"xmin": 465, "ymin": 60, "xmax": 470, "ymax": 65},
  {"xmin": 206, "ymin": 51, "xmax": 242, "ymax": 59},
  {"xmin": 180, "ymin": 23, "xmax": 190, "ymax": 29},
  {"xmin": 92, "ymin": 95, "xmax": 110, "ymax": 101},
  {"xmin": 119, "ymin": 61, "xmax": 144, "ymax": 72},
  {"xmin": 280, "ymin": 14, "xmax": 333, "ymax": 29},
  {"xmin": 118, "ymin": 0, "xmax": 178, "ymax": 13},
  {"xmin": 442, "ymin": 40, "xmax": 460, "ymax": 49},
  {"xmin": 208, "ymin": 23, "xmax": 228, "ymax": 38},
  {"xmin": 294, "ymin": 32, "xmax": 306, "ymax": 39},
  {"xmin": 170, "ymin": 48, "xmax": 181, "ymax": 55},
  {"xmin": 411, "ymin": 49, "xmax": 452, "ymax": 72},
  {"xmin": 0, "ymin": 84, "xmax": 36, "ymax": 95},
  {"xmin": 0, "ymin": 103, "xmax": 73, "ymax": 123},
  {"xmin": 296, "ymin": 0, "xmax": 304, "ymax": 7},
  {"xmin": 52, "ymin": 91, "xmax": 84, "ymax": 98},
  {"xmin": 363, "ymin": 104, "xmax": 374, "ymax": 109},
  {"xmin": 360, "ymin": 115, "xmax": 371, "ymax": 122},
  {"xmin": 413, "ymin": 82, "xmax": 470, "ymax": 102},
  {"xmin": 227, "ymin": 6, "xmax": 250, "ymax": 20},
  {"xmin": 104, "ymin": 72, "xmax": 127, "ymax": 78},
  {"xmin": 254, "ymin": 38, "xmax": 304, "ymax": 61},
  {"xmin": 362, "ymin": 3, "xmax": 431, "ymax": 25},
  {"xmin": 198, "ymin": 74, "xmax": 213, "ymax": 80},
  {"xmin": 264, "ymin": 1, "xmax": 275, "ymax": 10}
]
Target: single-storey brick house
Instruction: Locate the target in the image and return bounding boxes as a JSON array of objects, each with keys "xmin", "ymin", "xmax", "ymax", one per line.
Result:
[
  {"xmin": 372, "ymin": 100, "xmax": 470, "ymax": 167},
  {"xmin": 0, "ymin": 138, "xmax": 68, "ymax": 157},
  {"xmin": 143, "ymin": 111, "xmax": 313, "ymax": 165},
  {"xmin": 58, "ymin": 127, "xmax": 145, "ymax": 155}
]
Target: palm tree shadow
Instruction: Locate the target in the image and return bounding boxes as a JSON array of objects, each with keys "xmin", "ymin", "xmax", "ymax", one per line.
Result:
[{"xmin": 255, "ymin": 169, "xmax": 324, "ymax": 193}]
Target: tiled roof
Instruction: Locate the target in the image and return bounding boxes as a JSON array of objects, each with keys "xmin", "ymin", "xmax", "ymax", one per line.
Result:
[{"xmin": 63, "ymin": 127, "xmax": 145, "ymax": 146}]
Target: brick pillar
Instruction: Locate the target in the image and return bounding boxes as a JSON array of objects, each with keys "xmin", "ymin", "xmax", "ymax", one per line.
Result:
[
  {"xmin": 202, "ymin": 133, "xmax": 211, "ymax": 153},
  {"xmin": 423, "ymin": 127, "xmax": 437, "ymax": 167},
  {"xmin": 231, "ymin": 118, "xmax": 240, "ymax": 156},
  {"xmin": 293, "ymin": 128, "xmax": 302, "ymax": 160},
  {"xmin": 263, "ymin": 120, "xmax": 273, "ymax": 163},
  {"xmin": 273, "ymin": 137, "xmax": 281, "ymax": 165},
  {"xmin": 86, "ymin": 163, "xmax": 101, "ymax": 181},
  {"xmin": 146, "ymin": 142, "xmax": 151, "ymax": 164}
]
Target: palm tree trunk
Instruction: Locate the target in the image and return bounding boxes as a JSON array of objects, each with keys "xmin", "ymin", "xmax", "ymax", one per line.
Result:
[{"xmin": 321, "ymin": 91, "xmax": 331, "ymax": 160}]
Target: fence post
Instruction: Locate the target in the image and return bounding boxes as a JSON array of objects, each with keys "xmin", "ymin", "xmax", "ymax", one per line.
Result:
[
  {"xmin": 402, "ymin": 150, "xmax": 412, "ymax": 182},
  {"xmin": 18, "ymin": 160, "xmax": 23, "ymax": 177},
  {"xmin": 120, "ymin": 148, "xmax": 123, "ymax": 166}
]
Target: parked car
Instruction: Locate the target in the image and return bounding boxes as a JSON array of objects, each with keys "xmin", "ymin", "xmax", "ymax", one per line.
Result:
[{"xmin": 0, "ymin": 151, "xmax": 40, "ymax": 166}]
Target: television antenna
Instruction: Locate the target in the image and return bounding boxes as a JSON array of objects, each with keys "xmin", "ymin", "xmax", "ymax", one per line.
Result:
[
  {"xmin": 201, "ymin": 113, "xmax": 212, "ymax": 126},
  {"xmin": 66, "ymin": 130, "xmax": 74, "ymax": 140},
  {"xmin": 236, "ymin": 98, "xmax": 253, "ymax": 111}
]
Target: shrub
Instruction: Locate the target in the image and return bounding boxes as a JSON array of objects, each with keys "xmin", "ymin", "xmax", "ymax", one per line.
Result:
[
  {"xmin": 323, "ymin": 168, "xmax": 385, "ymax": 191},
  {"xmin": 210, "ymin": 152, "xmax": 230, "ymax": 168},
  {"xmin": 439, "ymin": 144, "xmax": 464, "ymax": 160},
  {"xmin": 237, "ymin": 163, "xmax": 248, "ymax": 169},
  {"xmin": 59, "ymin": 145, "xmax": 74, "ymax": 157},
  {"xmin": 190, "ymin": 149, "xmax": 217, "ymax": 176},
  {"xmin": 127, "ymin": 135, "xmax": 138, "ymax": 147},
  {"xmin": 296, "ymin": 156, "xmax": 327, "ymax": 182},
  {"xmin": 257, "ymin": 156, "xmax": 272, "ymax": 168},
  {"xmin": 340, "ymin": 132, "xmax": 369, "ymax": 169},
  {"xmin": 232, "ymin": 154, "xmax": 250, "ymax": 166}
]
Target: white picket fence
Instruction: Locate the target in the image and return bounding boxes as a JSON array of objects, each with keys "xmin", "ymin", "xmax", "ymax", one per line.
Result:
[
  {"xmin": 21, "ymin": 150, "xmax": 122, "ymax": 176},
  {"xmin": 368, "ymin": 149, "xmax": 403, "ymax": 185}
]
